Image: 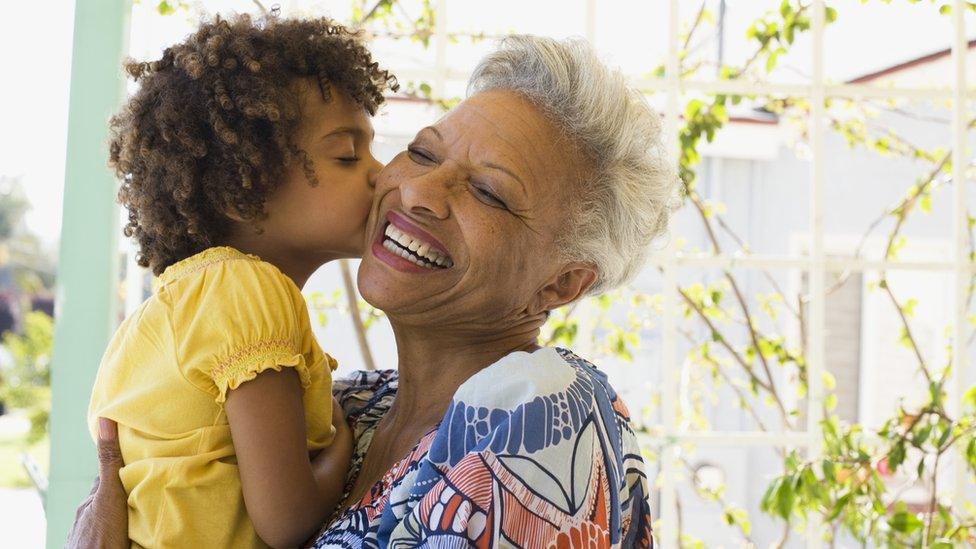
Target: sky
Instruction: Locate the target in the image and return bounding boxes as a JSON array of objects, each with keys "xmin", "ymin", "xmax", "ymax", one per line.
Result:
[{"xmin": 0, "ymin": 0, "xmax": 967, "ymax": 250}]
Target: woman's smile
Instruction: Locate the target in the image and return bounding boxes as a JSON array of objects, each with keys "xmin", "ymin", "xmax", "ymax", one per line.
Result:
[{"xmin": 371, "ymin": 210, "xmax": 456, "ymax": 273}]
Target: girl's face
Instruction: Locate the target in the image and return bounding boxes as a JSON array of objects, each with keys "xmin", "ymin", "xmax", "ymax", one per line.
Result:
[{"xmin": 256, "ymin": 80, "xmax": 381, "ymax": 265}]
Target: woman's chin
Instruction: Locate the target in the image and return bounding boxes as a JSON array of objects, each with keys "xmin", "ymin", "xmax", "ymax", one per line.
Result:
[{"xmin": 355, "ymin": 260, "xmax": 420, "ymax": 313}]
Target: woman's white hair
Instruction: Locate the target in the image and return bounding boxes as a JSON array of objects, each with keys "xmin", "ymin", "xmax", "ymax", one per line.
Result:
[{"xmin": 467, "ymin": 35, "xmax": 677, "ymax": 295}]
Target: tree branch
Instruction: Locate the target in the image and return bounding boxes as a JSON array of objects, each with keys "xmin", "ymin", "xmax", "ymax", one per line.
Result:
[
  {"xmin": 339, "ymin": 259, "xmax": 376, "ymax": 371},
  {"xmin": 679, "ymin": 327, "xmax": 772, "ymax": 433},
  {"xmin": 682, "ymin": 1, "xmax": 708, "ymax": 53},
  {"xmin": 676, "ymin": 284, "xmax": 792, "ymax": 426},
  {"xmin": 683, "ymin": 191, "xmax": 791, "ymax": 425}
]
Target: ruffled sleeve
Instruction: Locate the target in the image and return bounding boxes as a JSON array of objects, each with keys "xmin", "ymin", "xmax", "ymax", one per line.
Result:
[
  {"xmin": 210, "ymin": 341, "xmax": 312, "ymax": 403},
  {"xmin": 165, "ymin": 255, "xmax": 328, "ymax": 405}
]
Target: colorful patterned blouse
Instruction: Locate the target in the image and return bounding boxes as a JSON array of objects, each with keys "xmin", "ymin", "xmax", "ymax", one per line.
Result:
[{"xmin": 310, "ymin": 347, "xmax": 653, "ymax": 548}]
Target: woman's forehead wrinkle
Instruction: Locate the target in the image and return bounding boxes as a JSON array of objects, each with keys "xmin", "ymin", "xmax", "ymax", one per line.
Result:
[
  {"xmin": 443, "ymin": 93, "xmax": 582, "ymax": 223},
  {"xmin": 468, "ymin": 102, "xmax": 546, "ymax": 192}
]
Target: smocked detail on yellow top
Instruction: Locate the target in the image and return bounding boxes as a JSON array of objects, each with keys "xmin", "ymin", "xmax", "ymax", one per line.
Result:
[
  {"xmin": 155, "ymin": 246, "xmax": 260, "ymax": 288},
  {"xmin": 88, "ymin": 246, "xmax": 336, "ymax": 549},
  {"xmin": 212, "ymin": 340, "xmax": 313, "ymax": 404},
  {"xmin": 212, "ymin": 338, "xmax": 300, "ymax": 380}
]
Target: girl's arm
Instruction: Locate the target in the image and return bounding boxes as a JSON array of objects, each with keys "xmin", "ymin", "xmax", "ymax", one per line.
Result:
[
  {"xmin": 310, "ymin": 398, "xmax": 354, "ymax": 502},
  {"xmin": 225, "ymin": 368, "xmax": 352, "ymax": 548}
]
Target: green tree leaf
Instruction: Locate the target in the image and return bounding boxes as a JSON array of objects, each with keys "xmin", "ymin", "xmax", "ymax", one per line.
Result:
[
  {"xmin": 889, "ymin": 440, "xmax": 907, "ymax": 470},
  {"xmin": 157, "ymin": 0, "xmax": 176, "ymax": 15},
  {"xmin": 888, "ymin": 510, "xmax": 923, "ymax": 534}
]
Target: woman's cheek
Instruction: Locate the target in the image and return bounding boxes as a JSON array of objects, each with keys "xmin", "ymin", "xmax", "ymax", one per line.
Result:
[
  {"xmin": 381, "ymin": 157, "xmax": 423, "ymax": 192},
  {"xmin": 465, "ymin": 216, "xmax": 504, "ymax": 264}
]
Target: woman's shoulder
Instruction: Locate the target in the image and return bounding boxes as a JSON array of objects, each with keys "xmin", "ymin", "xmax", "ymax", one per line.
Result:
[
  {"xmin": 427, "ymin": 347, "xmax": 637, "ymax": 464},
  {"xmin": 414, "ymin": 347, "xmax": 651, "ymax": 547},
  {"xmin": 450, "ymin": 346, "xmax": 574, "ymax": 409},
  {"xmin": 451, "ymin": 346, "xmax": 631, "ymax": 420},
  {"xmin": 334, "ymin": 369, "xmax": 399, "ymax": 393}
]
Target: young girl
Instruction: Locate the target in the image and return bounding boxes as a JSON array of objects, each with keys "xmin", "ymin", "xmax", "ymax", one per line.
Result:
[{"xmin": 87, "ymin": 14, "xmax": 396, "ymax": 548}]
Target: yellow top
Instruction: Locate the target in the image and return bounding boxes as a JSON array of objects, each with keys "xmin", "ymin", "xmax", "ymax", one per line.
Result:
[{"xmin": 88, "ymin": 247, "xmax": 336, "ymax": 549}]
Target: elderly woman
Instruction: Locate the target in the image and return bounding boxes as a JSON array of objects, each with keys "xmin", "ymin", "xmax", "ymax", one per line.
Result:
[{"xmin": 70, "ymin": 35, "xmax": 673, "ymax": 548}]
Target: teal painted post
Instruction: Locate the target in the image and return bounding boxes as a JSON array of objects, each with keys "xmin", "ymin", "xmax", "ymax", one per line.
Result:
[{"xmin": 46, "ymin": 0, "xmax": 130, "ymax": 546}]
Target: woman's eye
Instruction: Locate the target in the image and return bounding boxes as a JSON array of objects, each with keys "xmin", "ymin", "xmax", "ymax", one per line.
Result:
[
  {"xmin": 473, "ymin": 185, "xmax": 507, "ymax": 209},
  {"xmin": 337, "ymin": 156, "xmax": 360, "ymax": 164},
  {"xmin": 407, "ymin": 147, "xmax": 435, "ymax": 165}
]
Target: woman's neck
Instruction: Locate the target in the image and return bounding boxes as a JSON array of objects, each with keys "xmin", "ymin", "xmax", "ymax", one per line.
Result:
[{"xmin": 384, "ymin": 319, "xmax": 543, "ymax": 426}]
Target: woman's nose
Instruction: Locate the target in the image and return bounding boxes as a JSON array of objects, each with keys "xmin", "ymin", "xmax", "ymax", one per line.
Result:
[{"xmin": 399, "ymin": 168, "xmax": 453, "ymax": 220}]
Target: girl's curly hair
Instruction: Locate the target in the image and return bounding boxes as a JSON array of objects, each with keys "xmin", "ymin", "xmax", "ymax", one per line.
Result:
[{"xmin": 108, "ymin": 14, "xmax": 397, "ymax": 275}]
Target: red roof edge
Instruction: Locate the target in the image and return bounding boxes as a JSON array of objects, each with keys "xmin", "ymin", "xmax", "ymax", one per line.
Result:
[{"xmin": 846, "ymin": 38, "xmax": 976, "ymax": 84}]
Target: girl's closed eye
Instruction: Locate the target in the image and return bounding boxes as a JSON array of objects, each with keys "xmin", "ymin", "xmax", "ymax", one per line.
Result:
[
  {"xmin": 333, "ymin": 144, "xmax": 359, "ymax": 164},
  {"xmin": 322, "ymin": 131, "xmax": 361, "ymax": 165}
]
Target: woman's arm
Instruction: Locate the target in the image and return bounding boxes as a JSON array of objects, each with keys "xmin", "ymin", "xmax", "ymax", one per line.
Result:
[
  {"xmin": 66, "ymin": 419, "xmax": 129, "ymax": 549},
  {"xmin": 224, "ymin": 368, "xmax": 352, "ymax": 548}
]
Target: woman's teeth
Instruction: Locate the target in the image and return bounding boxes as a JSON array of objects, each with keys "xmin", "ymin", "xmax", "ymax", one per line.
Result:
[{"xmin": 383, "ymin": 224, "xmax": 454, "ymax": 269}]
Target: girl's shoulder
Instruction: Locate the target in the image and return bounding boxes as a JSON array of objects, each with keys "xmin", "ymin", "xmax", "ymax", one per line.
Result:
[
  {"xmin": 156, "ymin": 247, "xmax": 323, "ymax": 394},
  {"xmin": 156, "ymin": 246, "xmax": 307, "ymax": 323},
  {"xmin": 155, "ymin": 246, "xmax": 290, "ymax": 291}
]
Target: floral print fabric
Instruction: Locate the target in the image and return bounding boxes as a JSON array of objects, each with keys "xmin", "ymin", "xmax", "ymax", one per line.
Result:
[{"xmin": 310, "ymin": 347, "xmax": 653, "ymax": 548}]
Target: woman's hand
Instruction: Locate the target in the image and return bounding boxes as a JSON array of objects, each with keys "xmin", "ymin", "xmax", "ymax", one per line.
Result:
[{"xmin": 65, "ymin": 418, "xmax": 129, "ymax": 549}]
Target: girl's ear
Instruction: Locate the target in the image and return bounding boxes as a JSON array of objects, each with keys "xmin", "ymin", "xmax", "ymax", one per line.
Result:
[
  {"xmin": 224, "ymin": 208, "xmax": 248, "ymax": 223},
  {"xmin": 222, "ymin": 200, "xmax": 258, "ymax": 223},
  {"xmin": 526, "ymin": 262, "xmax": 598, "ymax": 316},
  {"xmin": 222, "ymin": 206, "xmax": 265, "ymax": 235}
]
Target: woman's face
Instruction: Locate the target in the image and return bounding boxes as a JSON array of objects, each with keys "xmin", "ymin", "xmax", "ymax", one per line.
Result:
[{"xmin": 358, "ymin": 89, "xmax": 596, "ymax": 329}]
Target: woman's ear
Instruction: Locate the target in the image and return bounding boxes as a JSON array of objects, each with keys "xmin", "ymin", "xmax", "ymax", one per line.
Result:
[{"xmin": 527, "ymin": 262, "xmax": 598, "ymax": 316}]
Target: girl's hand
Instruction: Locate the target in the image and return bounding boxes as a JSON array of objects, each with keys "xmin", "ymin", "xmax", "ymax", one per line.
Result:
[
  {"xmin": 66, "ymin": 418, "xmax": 129, "ymax": 549},
  {"xmin": 329, "ymin": 397, "xmax": 353, "ymax": 457},
  {"xmin": 310, "ymin": 398, "xmax": 355, "ymax": 514}
]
